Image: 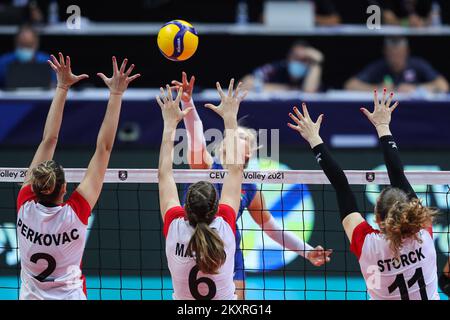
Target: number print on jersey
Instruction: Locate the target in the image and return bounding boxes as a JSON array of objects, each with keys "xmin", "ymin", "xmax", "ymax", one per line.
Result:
[
  {"xmin": 388, "ymin": 267, "xmax": 428, "ymax": 300},
  {"xmin": 30, "ymin": 253, "xmax": 56, "ymax": 282},
  {"xmin": 188, "ymin": 266, "xmax": 217, "ymax": 300}
]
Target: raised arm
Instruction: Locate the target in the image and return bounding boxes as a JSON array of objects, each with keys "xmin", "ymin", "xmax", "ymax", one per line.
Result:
[
  {"xmin": 360, "ymin": 89, "xmax": 417, "ymax": 199},
  {"xmin": 75, "ymin": 57, "xmax": 140, "ymax": 209},
  {"xmin": 288, "ymin": 103, "xmax": 363, "ymax": 241},
  {"xmin": 156, "ymin": 86, "xmax": 193, "ymax": 218},
  {"xmin": 171, "ymin": 72, "xmax": 213, "ymax": 169},
  {"xmin": 24, "ymin": 52, "xmax": 88, "ymax": 186},
  {"xmin": 205, "ymin": 79, "xmax": 247, "ymax": 214}
]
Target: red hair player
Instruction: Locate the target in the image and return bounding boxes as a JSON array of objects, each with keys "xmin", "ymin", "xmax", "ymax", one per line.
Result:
[{"xmin": 288, "ymin": 89, "xmax": 440, "ymax": 300}]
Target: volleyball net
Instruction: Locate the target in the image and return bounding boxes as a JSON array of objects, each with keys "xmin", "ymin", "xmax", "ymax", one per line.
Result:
[{"xmin": 0, "ymin": 168, "xmax": 449, "ymax": 300}]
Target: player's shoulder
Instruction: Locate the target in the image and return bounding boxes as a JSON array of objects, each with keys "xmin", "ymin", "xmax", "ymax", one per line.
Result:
[{"xmin": 62, "ymin": 191, "xmax": 92, "ymax": 225}]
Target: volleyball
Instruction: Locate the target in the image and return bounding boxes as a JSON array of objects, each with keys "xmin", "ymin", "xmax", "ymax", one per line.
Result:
[{"xmin": 157, "ymin": 20, "xmax": 199, "ymax": 61}]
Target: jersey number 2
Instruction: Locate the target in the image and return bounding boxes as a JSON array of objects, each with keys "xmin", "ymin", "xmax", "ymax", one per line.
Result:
[
  {"xmin": 189, "ymin": 266, "xmax": 217, "ymax": 300},
  {"xmin": 388, "ymin": 267, "xmax": 428, "ymax": 300},
  {"xmin": 30, "ymin": 253, "xmax": 56, "ymax": 282}
]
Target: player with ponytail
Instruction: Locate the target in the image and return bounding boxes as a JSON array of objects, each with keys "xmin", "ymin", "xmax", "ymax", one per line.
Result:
[
  {"xmin": 17, "ymin": 54, "xmax": 140, "ymax": 300},
  {"xmin": 157, "ymin": 79, "xmax": 246, "ymax": 300},
  {"xmin": 288, "ymin": 89, "xmax": 440, "ymax": 300}
]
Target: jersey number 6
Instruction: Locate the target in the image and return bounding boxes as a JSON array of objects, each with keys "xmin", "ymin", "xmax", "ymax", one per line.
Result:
[{"xmin": 188, "ymin": 266, "xmax": 217, "ymax": 300}]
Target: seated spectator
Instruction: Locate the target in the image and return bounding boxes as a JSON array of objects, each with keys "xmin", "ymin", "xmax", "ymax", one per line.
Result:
[
  {"xmin": 242, "ymin": 40, "xmax": 324, "ymax": 93},
  {"xmin": 378, "ymin": 0, "xmax": 434, "ymax": 27},
  {"xmin": 345, "ymin": 37, "xmax": 448, "ymax": 93},
  {"xmin": 0, "ymin": 24, "xmax": 53, "ymax": 88}
]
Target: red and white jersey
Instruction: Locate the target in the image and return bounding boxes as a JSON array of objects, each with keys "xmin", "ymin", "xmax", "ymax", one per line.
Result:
[
  {"xmin": 16, "ymin": 185, "xmax": 91, "ymax": 300},
  {"xmin": 350, "ymin": 221, "xmax": 439, "ymax": 300},
  {"xmin": 164, "ymin": 204, "xmax": 236, "ymax": 300}
]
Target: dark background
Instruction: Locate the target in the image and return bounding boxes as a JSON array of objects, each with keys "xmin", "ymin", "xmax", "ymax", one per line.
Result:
[
  {"xmin": 2, "ymin": 0, "xmax": 450, "ymax": 90},
  {"xmin": 1, "ymin": 35, "xmax": 449, "ymax": 91}
]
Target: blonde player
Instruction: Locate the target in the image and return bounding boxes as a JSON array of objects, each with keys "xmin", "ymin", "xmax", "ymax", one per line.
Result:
[
  {"xmin": 157, "ymin": 79, "xmax": 246, "ymax": 300},
  {"xmin": 17, "ymin": 54, "xmax": 140, "ymax": 300},
  {"xmin": 288, "ymin": 89, "xmax": 439, "ymax": 300},
  {"xmin": 171, "ymin": 72, "xmax": 332, "ymax": 299}
]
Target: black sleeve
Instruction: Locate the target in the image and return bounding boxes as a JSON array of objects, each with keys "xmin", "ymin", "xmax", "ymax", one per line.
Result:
[
  {"xmin": 312, "ymin": 143, "xmax": 359, "ymax": 221},
  {"xmin": 379, "ymin": 135, "xmax": 417, "ymax": 199}
]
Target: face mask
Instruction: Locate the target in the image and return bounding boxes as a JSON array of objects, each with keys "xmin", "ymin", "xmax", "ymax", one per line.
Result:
[
  {"xmin": 288, "ymin": 61, "xmax": 308, "ymax": 79},
  {"xmin": 15, "ymin": 48, "xmax": 35, "ymax": 63}
]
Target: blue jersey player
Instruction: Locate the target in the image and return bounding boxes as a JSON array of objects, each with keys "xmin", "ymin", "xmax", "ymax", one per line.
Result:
[{"xmin": 173, "ymin": 72, "xmax": 332, "ymax": 299}]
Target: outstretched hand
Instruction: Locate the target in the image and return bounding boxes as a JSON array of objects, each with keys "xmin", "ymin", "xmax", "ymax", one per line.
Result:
[
  {"xmin": 360, "ymin": 88, "xmax": 399, "ymax": 129},
  {"xmin": 171, "ymin": 71, "xmax": 195, "ymax": 103},
  {"xmin": 204, "ymin": 79, "xmax": 247, "ymax": 121},
  {"xmin": 97, "ymin": 56, "xmax": 141, "ymax": 95},
  {"xmin": 48, "ymin": 52, "xmax": 89, "ymax": 90},
  {"xmin": 287, "ymin": 102, "xmax": 324, "ymax": 148},
  {"xmin": 157, "ymin": 85, "xmax": 193, "ymax": 129},
  {"xmin": 307, "ymin": 246, "xmax": 332, "ymax": 267}
]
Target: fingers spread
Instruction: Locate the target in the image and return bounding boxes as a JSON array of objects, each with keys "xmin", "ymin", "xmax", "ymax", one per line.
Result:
[
  {"xmin": 189, "ymin": 75, "xmax": 195, "ymax": 89},
  {"xmin": 390, "ymin": 101, "xmax": 399, "ymax": 112},
  {"xmin": 204, "ymin": 103, "xmax": 218, "ymax": 111},
  {"xmin": 360, "ymin": 107, "xmax": 372, "ymax": 119},
  {"xmin": 112, "ymin": 56, "xmax": 118, "ymax": 74},
  {"xmin": 385, "ymin": 92, "xmax": 394, "ymax": 108},
  {"xmin": 288, "ymin": 113, "xmax": 302, "ymax": 126},
  {"xmin": 166, "ymin": 84, "xmax": 173, "ymax": 101},
  {"xmin": 381, "ymin": 87, "xmax": 387, "ymax": 105},
  {"xmin": 97, "ymin": 73, "xmax": 108, "ymax": 82},
  {"xmin": 48, "ymin": 60, "xmax": 58, "ymax": 72},
  {"xmin": 302, "ymin": 102, "xmax": 310, "ymax": 119},
  {"xmin": 160, "ymin": 87, "xmax": 168, "ymax": 102},
  {"xmin": 50, "ymin": 54, "xmax": 61, "ymax": 68},
  {"xmin": 287, "ymin": 122, "xmax": 300, "ymax": 131},
  {"xmin": 238, "ymin": 90, "xmax": 248, "ymax": 102},
  {"xmin": 316, "ymin": 114, "xmax": 324, "ymax": 126},
  {"xmin": 58, "ymin": 52, "xmax": 65, "ymax": 67},
  {"xmin": 233, "ymin": 81, "xmax": 242, "ymax": 98},
  {"xmin": 293, "ymin": 106, "xmax": 305, "ymax": 121},
  {"xmin": 120, "ymin": 58, "xmax": 128, "ymax": 74},
  {"xmin": 77, "ymin": 74, "xmax": 89, "ymax": 80},
  {"xmin": 373, "ymin": 89, "xmax": 378, "ymax": 108},
  {"xmin": 127, "ymin": 73, "xmax": 141, "ymax": 83},
  {"xmin": 228, "ymin": 78, "xmax": 235, "ymax": 97},
  {"xmin": 175, "ymin": 87, "xmax": 183, "ymax": 104},
  {"xmin": 156, "ymin": 96, "xmax": 164, "ymax": 109},
  {"xmin": 216, "ymin": 82, "xmax": 225, "ymax": 99},
  {"xmin": 125, "ymin": 63, "xmax": 135, "ymax": 76}
]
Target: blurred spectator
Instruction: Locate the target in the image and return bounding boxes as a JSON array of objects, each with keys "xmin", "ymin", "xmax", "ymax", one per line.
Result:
[
  {"xmin": 242, "ymin": 41, "xmax": 323, "ymax": 92},
  {"xmin": 0, "ymin": 24, "xmax": 52, "ymax": 88},
  {"xmin": 345, "ymin": 37, "xmax": 448, "ymax": 93},
  {"xmin": 314, "ymin": 0, "xmax": 342, "ymax": 26},
  {"xmin": 0, "ymin": 0, "xmax": 45, "ymax": 25},
  {"xmin": 376, "ymin": 0, "xmax": 436, "ymax": 27}
]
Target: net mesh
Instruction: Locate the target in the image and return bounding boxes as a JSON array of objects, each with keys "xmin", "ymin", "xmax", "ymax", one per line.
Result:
[{"xmin": 0, "ymin": 168, "xmax": 449, "ymax": 300}]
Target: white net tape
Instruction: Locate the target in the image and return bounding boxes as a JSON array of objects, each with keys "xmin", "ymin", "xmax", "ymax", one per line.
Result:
[{"xmin": 1, "ymin": 168, "xmax": 450, "ymax": 185}]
